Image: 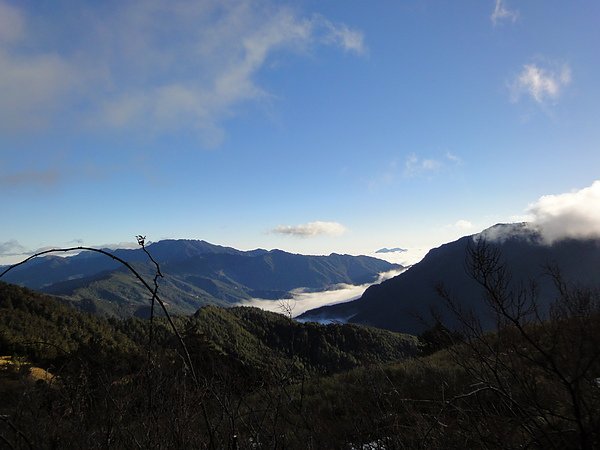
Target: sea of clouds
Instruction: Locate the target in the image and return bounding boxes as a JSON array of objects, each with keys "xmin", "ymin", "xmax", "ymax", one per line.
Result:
[{"xmin": 237, "ymin": 268, "xmax": 406, "ymax": 317}]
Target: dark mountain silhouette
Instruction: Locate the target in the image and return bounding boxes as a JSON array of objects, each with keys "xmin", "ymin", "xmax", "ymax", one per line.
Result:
[
  {"xmin": 299, "ymin": 223, "xmax": 600, "ymax": 333},
  {"xmin": 1, "ymin": 240, "xmax": 399, "ymax": 317}
]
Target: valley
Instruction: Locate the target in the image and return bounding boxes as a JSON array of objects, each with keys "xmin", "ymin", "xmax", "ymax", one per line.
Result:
[{"xmin": 1, "ymin": 223, "xmax": 600, "ymax": 447}]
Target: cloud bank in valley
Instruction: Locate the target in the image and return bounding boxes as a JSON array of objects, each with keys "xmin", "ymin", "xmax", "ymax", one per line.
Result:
[
  {"xmin": 271, "ymin": 221, "xmax": 347, "ymax": 237},
  {"xmin": 239, "ymin": 269, "xmax": 405, "ymax": 317},
  {"xmin": 528, "ymin": 180, "xmax": 600, "ymax": 243}
]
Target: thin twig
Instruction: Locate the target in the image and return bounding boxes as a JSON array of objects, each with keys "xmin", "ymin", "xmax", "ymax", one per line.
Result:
[{"xmin": 0, "ymin": 244, "xmax": 198, "ymax": 385}]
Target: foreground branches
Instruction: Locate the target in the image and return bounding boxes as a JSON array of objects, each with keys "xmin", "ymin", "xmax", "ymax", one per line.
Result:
[{"xmin": 436, "ymin": 240, "xmax": 600, "ymax": 449}]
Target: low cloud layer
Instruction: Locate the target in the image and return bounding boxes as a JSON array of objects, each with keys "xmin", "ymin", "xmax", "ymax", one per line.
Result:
[
  {"xmin": 510, "ymin": 63, "xmax": 571, "ymax": 104},
  {"xmin": 271, "ymin": 221, "xmax": 347, "ymax": 237},
  {"xmin": 528, "ymin": 180, "xmax": 600, "ymax": 243},
  {"xmin": 239, "ymin": 269, "xmax": 404, "ymax": 317},
  {"xmin": 370, "ymin": 248, "xmax": 429, "ymax": 267}
]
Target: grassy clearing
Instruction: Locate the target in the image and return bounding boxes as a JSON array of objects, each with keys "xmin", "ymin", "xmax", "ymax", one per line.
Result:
[{"xmin": 0, "ymin": 355, "xmax": 55, "ymax": 383}]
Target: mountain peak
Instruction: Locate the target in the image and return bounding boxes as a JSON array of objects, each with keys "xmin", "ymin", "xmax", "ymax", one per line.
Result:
[
  {"xmin": 476, "ymin": 222, "xmax": 541, "ymax": 244},
  {"xmin": 375, "ymin": 247, "xmax": 407, "ymax": 254}
]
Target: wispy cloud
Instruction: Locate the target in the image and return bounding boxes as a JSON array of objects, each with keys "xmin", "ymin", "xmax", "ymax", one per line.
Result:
[
  {"xmin": 0, "ymin": 239, "xmax": 26, "ymax": 256},
  {"xmin": 404, "ymin": 152, "xmax": 460, "ymax": 177},
  {"xmin": 100, "ymin": 241, "xmax": 140, "ymax": 250},
  {"xmin": 445, "ymin": 152, "xmax": 461, "ymax": 164},
  {"xmin": 491, "ymin": 0, "xmax": 519, "ymax": 26},
  {"xmin": 320, "ymin": 18, "xmax": 367, "ymax": 55},
  {"xmin": 271, "ymin": 221, "xmax": 347, "ymax": 238},
  {"xmin": 527, "ymin": 180, "xmax": 600, "ymax": 243},
  {"xmin": 0, "ymin": 1, "xmax": 366, "ymax": 145},
  {"xmin": 510, "ymin": 62, "xmax": 571, "ymax": 105}
]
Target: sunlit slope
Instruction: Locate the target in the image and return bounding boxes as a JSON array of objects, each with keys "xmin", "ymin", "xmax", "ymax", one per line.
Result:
[{"xmin": 2, "ymin": 240, "xmax": 399, "ymax": 318}]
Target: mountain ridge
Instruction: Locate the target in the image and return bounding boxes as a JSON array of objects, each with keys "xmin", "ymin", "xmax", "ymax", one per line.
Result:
[
  {"xmin": 1, "ymin": 239, "xmax": 400, "ymax": 318},
  {"xmin": 299, "ymin": 223, "xmax": 600, "ymax": 333}
]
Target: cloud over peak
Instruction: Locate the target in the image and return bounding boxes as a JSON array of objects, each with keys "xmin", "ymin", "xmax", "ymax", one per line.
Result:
[
  {"xmin": 528, "ymin": 180, "xmax": 600, "ymax": 244},
  {"xmin": 271, "ymin": 221, "xmax": 347, "ymax": 238}
]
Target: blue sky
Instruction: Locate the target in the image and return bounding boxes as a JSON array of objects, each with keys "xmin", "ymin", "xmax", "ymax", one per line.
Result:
[{"xmin": 1, "ymin": 0, "xmax": 600, "ymax": 265}]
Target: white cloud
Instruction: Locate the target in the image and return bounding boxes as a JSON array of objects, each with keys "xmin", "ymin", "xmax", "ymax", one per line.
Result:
[
  {"xmin": 478, "ymin": 222, "xmax": 537, "ymax": 244},
  {"xmin": 404, "ymin": 152, "xmax": 461, "ymax": 177},
  {"xmin": 491, "ymin": 0, "xmax": 519, "ymax": 26},
  {"xmin": 0, "ymin": 1, "xmax": 366, "ymax": 143},
  {"xmin": 510, "ymin": 63, "xmax": 571, "ymax": 104},
  {"xmin": 320, "ymin": 18, "xmax": 366, "ymax": 55},
  {"xmin": 527, "ymin": 180, "xmax": 600, "ymax": 243},
  {"xmin": 455, "ymin": 220, "xmax": 473, "ymax": 231},
  {"xmin": 239, "ymin": 268, "xmax": 404, "ymax": 316},
  {"xmin": 109, "ymin": 241, "xmax": 140, "ymax": 249},
  {"xmin": 370, "ymin": 248, "xmax": 429, "ymax": 267},
  {"xmin": 271, "ymin": 221, "xmax": 347, "ymax": 237}
]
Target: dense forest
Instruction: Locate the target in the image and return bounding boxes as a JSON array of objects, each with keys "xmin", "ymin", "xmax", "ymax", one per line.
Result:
[{"xmin": 1, "ymin": 241, "xmax": 600, "ymax": 449}]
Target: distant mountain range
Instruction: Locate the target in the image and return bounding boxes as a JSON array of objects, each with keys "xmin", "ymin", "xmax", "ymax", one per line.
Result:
[
  {"xmin": 300, "ymin": 223, "xmax": 600, "ymax": 334},
  {"xmin": 375, "ymin": 247, "xmax": 407, "ymax": 254},
  {"xmin": 0, "ymin": 240, "xmax": 400, "ymax": 318}
]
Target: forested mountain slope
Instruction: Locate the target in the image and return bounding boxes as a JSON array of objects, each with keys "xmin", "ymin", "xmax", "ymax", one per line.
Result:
[
  {"xmin": 1, "ymin": 239, "xmax": 399, "ymax": 318},
  {"xmin": 300, "ymin": 223, "xmax": 600, "ymax": 333}
]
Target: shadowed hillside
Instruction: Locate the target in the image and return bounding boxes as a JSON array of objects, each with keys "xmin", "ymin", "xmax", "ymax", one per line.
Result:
[{"xmin": 300, "ymin": 224, "xmax": 600, "ymax": 333}]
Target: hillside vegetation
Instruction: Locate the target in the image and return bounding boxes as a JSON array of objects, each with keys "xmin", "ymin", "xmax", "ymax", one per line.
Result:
[
  {"xmin": 2, "ymin": 239, "xmax": 399, "ymax": 317},
  {"xmin": 1, "ymin": 237, "xmax": 599, "ymax": 449},
  {"xmin": 301, "ymin": 224, "xmax": 600, "ymax": 333}
]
